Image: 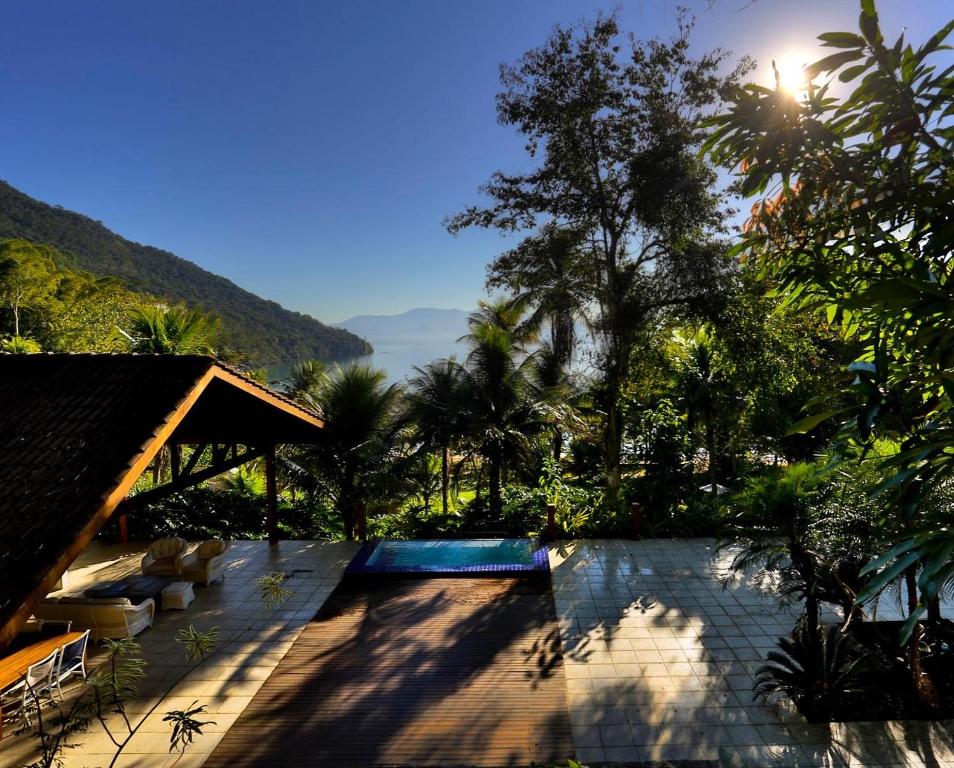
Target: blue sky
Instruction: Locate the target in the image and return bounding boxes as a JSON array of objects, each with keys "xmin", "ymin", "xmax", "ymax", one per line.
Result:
[{"xmin": 1, "ymin": 1, "xmax": 949, "ymax": 322}]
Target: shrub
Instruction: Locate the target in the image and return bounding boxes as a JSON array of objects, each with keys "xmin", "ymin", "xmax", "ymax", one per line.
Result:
[{"xmin": 754, "ymin": 622, "xmax": 866, "ymax": 722}]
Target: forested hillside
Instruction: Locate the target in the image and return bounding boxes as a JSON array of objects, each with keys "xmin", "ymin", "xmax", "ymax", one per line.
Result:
[{"xmin": 0, "ymin": 181, "xmax": 370, "ymax": 364}]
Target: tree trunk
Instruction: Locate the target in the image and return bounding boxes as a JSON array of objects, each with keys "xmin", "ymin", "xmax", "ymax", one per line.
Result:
[
  {"xmin": 603, "ymin": 382, "xmax": 623, "ymax": 506},
  {"xmin": 928, "ymin": 595, "xmax": 942, "ymax": 622},
  {"xmin": 552, "ymin": 430, "xmax": 564, "ymax": 464},
  {"xmin": 904, "ymin": 564, "xmax": 936, "ymax": 708},
  {"xmin": 441, "ymin": 445, "xmax": 450, "ymax": 517},
  {"xmin": 706, "ymin": 417, "xmax": 717, "ymax": 499},
  {"xmin": 488, "ymin": 451, "xmax": 502, "ymax": 519}
]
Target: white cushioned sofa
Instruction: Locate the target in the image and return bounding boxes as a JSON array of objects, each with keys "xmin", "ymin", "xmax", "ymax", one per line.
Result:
[{"xmin": 34, "ymin": 596, "xmax": 155, "ymax": 641}]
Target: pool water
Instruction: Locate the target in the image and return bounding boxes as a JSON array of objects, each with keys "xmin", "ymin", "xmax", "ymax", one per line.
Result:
[{"xmin": 347, "ymin": 538, "xmax": 549, "ymax": 574}]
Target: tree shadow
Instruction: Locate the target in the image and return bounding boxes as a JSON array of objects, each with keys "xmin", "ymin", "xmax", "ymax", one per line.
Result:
[
  {"xmin": 548, "ymin": 538, "xmax": 954, "ymax": 767},
  {"xmin": 201, "ymin": 575, "xmax": 574, "ymax": 767}
]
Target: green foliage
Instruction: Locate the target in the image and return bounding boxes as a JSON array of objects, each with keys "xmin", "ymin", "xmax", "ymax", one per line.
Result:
[
  {"xmin": 176, "ymin": 625, "xmax": 220, "ymax": 663},
  {"xmin": 708, "ymin": 2, "xmax": 954, "ymax": 645},
  {"xmin": 0, "ymin": 334, "xmax": 41, "ymax": 353},
  {"xmin": 293, "ymin": 363, "xmax": 409, "ymax": 539},
  {"xmin": 754, "ymin": 623, "xmax": 866, "ymax": 722},
  {"xmin": 448, "ymin": 11, "xmax": 751, "ymax": 503},
  {"xmin": 122, "ymin": 303, "xmax": 220, "ymax": 355},
  {"xmin": 0, "ymin": 238, "xmax": 150, "ymax": 353},
  {"xmin": 223, "ymin": 465, "xmax": 266, "ymax": 497},
  {"xmin": 0, "ymin": 182, "xmax": 370, "ymax": 363},
  {"xmin": 162, "ymin": 701, "xmax": 215, "ymax": 754},
  {"xmin": 257, "ymin": 571, "xmax": 295, "ymax": 608},
  {"xmin": 458, "ymin": 301, "xmax": 546, "ymax": 518}
]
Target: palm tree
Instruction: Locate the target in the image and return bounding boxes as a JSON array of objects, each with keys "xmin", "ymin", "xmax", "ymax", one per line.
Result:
[
  {"xmin": 284, "ymin": 359, "xmax": 327, "ymax": 409},
  {"xmin": 671, "ymin": 329, "xmax": 726, "ymax": 499},
  {"xmin": 464, "ymin": 296, "xmax": 536, "ymax": 349},
  {"xmin": 406, "ymin": 358, "xmax": 467, "ymax": 517},
  {"xmin": 488, "ymin": 223, "xmax": 593, "ymax": 375},
  {"xmin": 298, "ymin": 363, "xmax": 407, "ymax": 539},
  {"xmin": 531, "ymin": 343, "xmax": 579, "ymax": 463},
  {"xmin": 123, "ymin": 304, "xmax": 220, "ymax": 355},
  {"xmin": 459, "ymin": 319, "xmax": 541, "ymax": 519}
]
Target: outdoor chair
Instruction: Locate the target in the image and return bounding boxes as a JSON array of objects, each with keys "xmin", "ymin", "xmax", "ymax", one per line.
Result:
[
  {"xmin": 53, "ymin": 629, "xmax": 90, "ymax": 700},
  {"xmin": 181, "ymin": 539, "xmax": 230, "ymax": 586},
  {"xmin": 1, "ymin": 649, "xmax": 59, "ymax": 728},
  {"xmin": 140, "ymin": 537, "xmax": 187, "ymax": 576}
]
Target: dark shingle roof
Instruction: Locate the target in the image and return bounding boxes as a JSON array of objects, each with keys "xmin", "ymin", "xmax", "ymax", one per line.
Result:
[{"xmin": 0, "ymin": 354, "xmax": 321, "ymax": 647}]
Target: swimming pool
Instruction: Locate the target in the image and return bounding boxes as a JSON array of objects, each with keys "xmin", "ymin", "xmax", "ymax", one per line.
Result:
[{"xmin": 346, "ymin": 538, "xmax": 549, "ymax": 575}]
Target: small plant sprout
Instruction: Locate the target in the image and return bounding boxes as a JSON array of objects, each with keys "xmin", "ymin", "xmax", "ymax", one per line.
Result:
[
  {"xmin": 257, "ymin": 571, "xmax": 295, "ymax": 608},
  {"xmin": 175, "ymin": 624, "xmax": 220, "ymax": 663},
  {"xmin": 162, "ymin": 701, "xmax": 216, "ymax": 754}
]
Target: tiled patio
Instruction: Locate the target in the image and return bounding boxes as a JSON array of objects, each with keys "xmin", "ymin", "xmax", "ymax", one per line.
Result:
[
  {"xmin": 1, "ymin": 539, "xmax": 358, "ymax": 768},
  {"xmin": 549, "ymin": 538, "xmax": 954, "ymax": 767}
]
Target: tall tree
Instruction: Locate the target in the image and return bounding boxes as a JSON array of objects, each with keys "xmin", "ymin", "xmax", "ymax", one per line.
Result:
[
  {"xmin": 299, "ymin": 364, "xmax": 408, "ymax": 540},
  {"xmin": 460, "ymin": 317, "xmax": 541, "ymax": 519},
  {"xmin": 488, "ymin": 223, "xmax": 592, "ymax": 373},
  {"xmin": 406, "ymin": 358, "xmax": 468, "ymax": 517},
  {"xmin": 0, "ymin": 239, "xmax": 63, "ymax": 338},
  {"xmin": 448, "ymin": 12, "xmax": 748, "ymax": 504}
]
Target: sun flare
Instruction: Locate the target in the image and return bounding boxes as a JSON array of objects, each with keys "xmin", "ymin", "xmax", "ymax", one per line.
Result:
[{"xmin": 773, "ymin": 53, "xmax": 811, "ymax": 95}]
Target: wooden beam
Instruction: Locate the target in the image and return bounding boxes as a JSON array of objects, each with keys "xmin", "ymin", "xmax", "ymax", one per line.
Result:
[
  {"xmin": 0, "ymin": 365, "xmax": 219, "ymax": 651},
  {"xmin": 121, "ymin": 446, "xmax": 266, "ymax": 509},
  {"xmin": 266, "ymin": 445, "xmax": 278, "ymax": 546},
  {"xmin": 170, "ymin": 443, "xmax": 181, "ymax": 481},
  {"xmin": 212, "ymin": 367, "xmax": 324, "ymax": 429}
]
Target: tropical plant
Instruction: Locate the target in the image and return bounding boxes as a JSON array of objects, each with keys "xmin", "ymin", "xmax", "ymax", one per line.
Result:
[
  {"xmin": 406, "ymin": 358, "xmax": 468, "ymax": 516},
  {"xmin": 295, "ymin": 363, "xmax": 409, "ymax": 539},
  {"xmin": 487, "ymin": 223, "xmax": 593, "ymax": 373},
  {"xmin": 122, "ymin": 304, "xmax": 220, "ymax": 355},
  {"xmin": 670, "ymin": 329, "xmax": 735, "ymax": 499},
  {"xmin": 723, "ymin": 464, "xmax": 825, "ymax": 626},
  {"xmin": 284, "ymin": 359, "xmax": 327, "ymax": 409},
  {"xmin": 754, "ymin": 622, "xmax": 866, "ymax": 722},
  {"xmin": 447, "ymin": 11, "xmax": 749, "ymax": 506},
  {"xmin": 0, "ymin": 334, "xmax": 42, "ymax": 353},
  {"xmin": 706, "ymin": 0, "xmax": 954, "ymax": 697},
  {"xmin": 459, "ymin": 316, "xmax": 543, "ymax": 519}
]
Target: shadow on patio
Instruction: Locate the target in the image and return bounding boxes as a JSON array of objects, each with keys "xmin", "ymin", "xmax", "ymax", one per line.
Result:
[{"xmin": 202, "ymin": 576, "xmax": 574, "ymax": 768}]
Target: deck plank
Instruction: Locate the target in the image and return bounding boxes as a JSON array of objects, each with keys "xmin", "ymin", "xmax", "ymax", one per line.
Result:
[{"xmin": 204, "ymin": 577, "xmax": 574, "ymax": 767}]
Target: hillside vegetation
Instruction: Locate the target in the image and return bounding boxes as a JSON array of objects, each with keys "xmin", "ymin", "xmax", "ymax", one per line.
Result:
[{"xmin": 0, "ymin": 181, "xmax": 370, "ymax": 364}]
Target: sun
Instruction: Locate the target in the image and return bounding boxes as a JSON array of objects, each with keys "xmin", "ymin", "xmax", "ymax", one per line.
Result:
[{"xmin": 772, "ymin": 53, "xmax": 811, "ymax": 95}]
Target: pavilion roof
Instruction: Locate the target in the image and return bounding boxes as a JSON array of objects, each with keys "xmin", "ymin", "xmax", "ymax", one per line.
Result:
[{"xmin": 0, "ymin": 354, "xmax": 323, "ymax": 650}]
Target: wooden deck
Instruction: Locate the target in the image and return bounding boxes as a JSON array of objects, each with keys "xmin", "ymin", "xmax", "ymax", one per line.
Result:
[{"xmin": 204, "ymin": 577, "xmax": 574, "ymax": 767}]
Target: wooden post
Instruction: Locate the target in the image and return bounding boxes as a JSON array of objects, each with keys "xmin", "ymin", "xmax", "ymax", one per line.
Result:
[
  {"xmin": 631, "ymin": 502, "xmax": 642, "ymax": 540},
  {"xmin": 170, "ymin": 443, "xmax": 181, "ymax": 481},
  {"xmin": 118, "ymin": 512, "xmax": 129, "ymax": 544},
  {"xmin": 546, "ymin": 503, "xmax": 556, "ymax": 540},
  {"xmin": 266, "ymin": 445, "xmax": 278, "ymax": 546}
]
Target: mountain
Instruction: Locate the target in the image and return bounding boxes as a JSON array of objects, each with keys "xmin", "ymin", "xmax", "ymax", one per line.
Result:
[
  {"xmin": 338, "ymin": 307, "xmax": 470, "ymax": 344},
  {"xmin": 0, "ymin": 180, "xmax": 371, "ymax": 365}
]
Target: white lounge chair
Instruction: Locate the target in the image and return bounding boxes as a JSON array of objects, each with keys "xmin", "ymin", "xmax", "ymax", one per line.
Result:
[
  {"xmin": 1, "ymin": 649, "xmax": 60, "ymax": 728},
  {"xmin": 53, "ymin": 629, "xmax": 90, "ymax": 701}
]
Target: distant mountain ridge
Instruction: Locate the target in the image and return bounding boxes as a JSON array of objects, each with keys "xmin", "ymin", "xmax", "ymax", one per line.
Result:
[
  {"xmin": 0, "ymin": 180, "xmax": 371, "ymax": 365},
  {"xmin": 338, "ymin": 307, "xmax": 469, "ymax": 343}
]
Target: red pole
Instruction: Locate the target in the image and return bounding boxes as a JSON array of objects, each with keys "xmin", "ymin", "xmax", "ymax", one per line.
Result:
[
  {"xmin": 546, "ymin": 503, "xmax": 556, "ymax": 540},
  {"xmin": 631, "ymin": 502, "xmax": 642, "ymax": 540}
]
